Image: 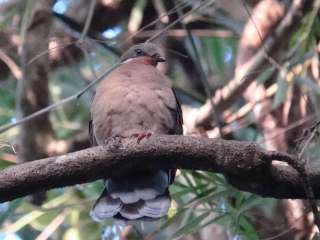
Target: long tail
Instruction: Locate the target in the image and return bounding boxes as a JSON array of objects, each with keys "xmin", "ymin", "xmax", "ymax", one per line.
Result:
[{"xmin": 90, "ymin": 170, "xmax": 172, "ymax": 221}]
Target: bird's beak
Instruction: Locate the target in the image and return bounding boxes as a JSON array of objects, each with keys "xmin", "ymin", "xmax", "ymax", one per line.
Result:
[
  {"xmin": 152, "ymin": 54, "xmax": 166, "ymax": 63},
  {"xmin": 156, "ymin": 56, "xmax": 166, "ymax": 62}
]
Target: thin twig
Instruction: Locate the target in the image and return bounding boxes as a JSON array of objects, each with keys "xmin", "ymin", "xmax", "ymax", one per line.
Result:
[
  {"xmin": 261, "ymin": 115, "xmax": 315, "ymax": 143},
  {"xmin": 35, "ymin": 211, "xmax": 67, "ymax": 240},
  {"xmin": 79, "ymin": 45, "xmax": 98, "ymax": 79},
  {"xmin": 0, "ymin": 0, "xmax": 219, "ymax": 134},
  {"xmin": 175, "ymin": 0, "xmax": 223, "ymax": 135},
  {"xmin": 0, "ymin": 49, "xmax": 22, "ymax": 80},
  {"xmin": 125, "ymin": 29, "xmax": 236, "ymax": 39},
  {"xmin": 28, "ymin": 41, "xmax": 75, "ymax": 66},
  {"xmin": 240, "ymin": 0, "xmax": 283, "ymax": 70},
  {"xmin": 79, "ymin": 0, "xmax": 97, "ymax": 43},
  {"xmin": 194, "ymin": 0, "xmax": 312, "ymax": 127},
  {"xmin": 0, "ymin": 63, "xmax": 120, "ymax": 134},
  {"xmin": 264, "ymin": 121, "xmax": 320, "ymax": 232},
  {"xmin": 152, "ymin": 0, "xmax": 169, "ymax": 24},
  {"xmin": 261, "ymin": 212, "xmax": 306, "ymax": 240},
  {"xmin": 298, "ymin": 121, "xmax": 320, "ymax": 159},
  {"xmin": 147, "ymin": 0, "xmax": 215, "ymax": 42},
  {"xmin": 121, "ymin": 0, "xmax": 189, "ymax": 45},
  {"xmin": 296, "ymin": 121, "xmax": 320, "ymax": 231}
]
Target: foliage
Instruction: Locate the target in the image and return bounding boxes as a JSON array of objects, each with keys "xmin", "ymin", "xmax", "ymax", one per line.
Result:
[{"xmin": 0, "ymin": 0, "xmax": 319, "ymax": 239}]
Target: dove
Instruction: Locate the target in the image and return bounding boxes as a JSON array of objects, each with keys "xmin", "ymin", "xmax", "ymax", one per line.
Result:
[{"xmin": 89, "ymin": 42, "xmax": 183, "ymax": 221}]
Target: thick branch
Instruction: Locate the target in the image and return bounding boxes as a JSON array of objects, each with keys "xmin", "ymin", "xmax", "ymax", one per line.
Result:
[{"xmin": 0, "ymin": 135, "xmax": 319, "ymax": 202}]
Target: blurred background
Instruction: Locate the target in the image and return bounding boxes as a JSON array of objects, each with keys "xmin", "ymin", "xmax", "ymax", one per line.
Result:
[{"xmin": 0, "ymin": 0, "xmax": 319, "ymax": 239}]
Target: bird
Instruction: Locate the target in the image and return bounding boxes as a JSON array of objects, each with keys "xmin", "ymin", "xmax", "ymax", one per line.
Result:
[{"xmin": 89, "ymin": 42, "xmax": 183, "ymax": 221}]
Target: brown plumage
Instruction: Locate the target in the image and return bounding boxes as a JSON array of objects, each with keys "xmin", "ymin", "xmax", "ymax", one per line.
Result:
[{"xmin": 89, "ymin": 42, "xmax": 183, "ymax": 221}]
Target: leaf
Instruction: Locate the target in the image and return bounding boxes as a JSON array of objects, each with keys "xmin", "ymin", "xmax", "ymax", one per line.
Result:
[
  {"xmin": 77, "ymin": 181, "xmax": 104, "ymax": 199},
  {"xmin": 185, "ymin": 189, "xmax": 230, "ymax": 209},
  {"xmin": 0, "ymin": 199, "xmax": 22, "ymax": 225},
  {"xmin": 237, "ymin": 215, "xmax": 259, "ymax": 239},
  {"xmin": 145, "ymin": 208, "xmax": 189, "ymax": 240},
  {"xmin": 180, "ymin": 170, "xmax": 199, "ymax": 195},
  {"xmin": 5, "ymin": 194, "xmax": 68, "ymax": 233},
  {"xmin": 172, "ymin": 211, "xmax": 211, "ymax": 239},
  {"xmin": 299, "ymin": 6, "xmax": 319, "ymax": 53},
  {"xmin": 63, "ymin": 228, "xmax": 80, "ymax": 240},
  {"xmin": 198, "ymin": 212, "xmax": 230, "ymax": 231},
  {"xmin": 30, "ymin": 210, "xmax": 61, "ymax": 231},
  {"xmin": 272, "ymin": 70, "xmax": 289, "ymax": 108},
  {"xmin": 0, "ymin": 159, "xmax": 15, "ymax": 169},
  {"xmin": 256, "ymin": 67, "xmax": 276, "ymax": 85},
  {"xmin": 235, "ymin": 195, "xmax": 262, "ymax": 221},
  {"xmin": 296, "ymin": 75, "xmax": 320, "ymax": 95},
  {"xmin": 171, "ymin": 183, "xmax": 211, "ymax": 199}
]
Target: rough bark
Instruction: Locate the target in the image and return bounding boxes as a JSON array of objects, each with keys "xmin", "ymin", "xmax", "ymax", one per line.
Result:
[{"xmin": 0, "ymin": 135, "xmax": 318, "ymax": 203}]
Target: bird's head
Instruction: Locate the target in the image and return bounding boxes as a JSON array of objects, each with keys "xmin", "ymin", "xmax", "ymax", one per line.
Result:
[{"xmin": 120, "ymin": 42, "xmax": 165, "ymax": 66}]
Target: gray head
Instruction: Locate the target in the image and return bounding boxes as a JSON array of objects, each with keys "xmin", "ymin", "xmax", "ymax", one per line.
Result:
[{"xmin": 120, "ymin": 42, "xmax": 165, "ymax": 65}]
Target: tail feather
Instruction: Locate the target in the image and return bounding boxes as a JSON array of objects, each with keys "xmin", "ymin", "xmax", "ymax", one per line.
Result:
[
  {"xmin": 112, "ymin": 191, "xmax": 140, "ymax": 204},
  {"xmin": 139, "ymin": 192, "xmax": 171, "ymax": 218},
  {"xmin": 134, "ymin": 189, "xmax": 157, "ymax": 201},
  {"xmin": 106, "ymin": 170, "xmax": 169, "ymax": 203},
  {"xmin": 119, "ymin": 201, "xmax": 145, "ymax": 220},
  {"xmin": 90, "ymin": 170, "xmax": 172, "ymax": 221},
  {"xmin": 90, "ymin": 190, "xmax": 122, "ymax": 222}
]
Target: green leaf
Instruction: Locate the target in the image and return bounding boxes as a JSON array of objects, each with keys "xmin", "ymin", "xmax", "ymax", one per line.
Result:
[
  {"xmin": 237, "ymin": 215, "xmax": 259, "ymax": 239},
  {"xmin": 256, "ymin": 67, "xmax": 276, "ymax": 85},
  {"xmin": 171, "ymin": 183, "xmax": 211, "ymax": 199},
  {"xmin": 0, "ymin": 199, "xmax": 23, "ymax": 225},
  {"xmin": 0, "ymin": 159, "xmax": 15, "ymax": 169},
  {"xmin": 172, "ymin": 211, "xmax": 211, "ymax": 239},
  {"xmin": 272, "ymin": 70, "xmax": 290, "ymax": 108},
  {"xmin": 63, "ymin": 228, "xmax": 80, "ymax": 240},
  {"xmin": 296, "ymin": 75, "xmax": 320, "ymax": 95},
  {"xmin": 5, "ymin": 194, "xmax": 69, "ymax": 233},
  {"xmin": 235, "ymin": 195, "xmax": 262, "ymax": 221},
  {"xmin": 144, "ymin": 208, "xmax": 189, "ymax": 239}
]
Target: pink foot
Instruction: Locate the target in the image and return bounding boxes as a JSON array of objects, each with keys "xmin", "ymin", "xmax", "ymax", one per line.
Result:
[
  {"xmin": 132, "ymin": 132, "xmax": 152, "ymax": 143},
  {"xmin": 105, "ymin": 136, "xmax": 123, "ymax": 152}
]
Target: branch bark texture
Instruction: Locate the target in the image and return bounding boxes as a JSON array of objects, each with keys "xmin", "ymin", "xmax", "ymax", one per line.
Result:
[{"xmin": 0, "ymin": 135, "xmax": 318, "ymax": 203}]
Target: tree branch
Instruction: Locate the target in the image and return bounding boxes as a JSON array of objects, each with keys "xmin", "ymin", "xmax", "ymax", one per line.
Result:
[
  {"xmin": 0, "ymin": 135, "xmax": 319, "ymax": 203},
  {"xmin": 193, "ymin": 0, "xmax": 313, "ymax": 128}
]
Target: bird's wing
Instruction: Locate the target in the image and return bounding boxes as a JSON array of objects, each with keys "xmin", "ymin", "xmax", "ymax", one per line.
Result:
[
  {"xmin": 171, "ymin": 87, "xmax": 183, "ymax": 134},
  {"xmin": 154, "ymin": 84, "xmax": 183, "ymax": 135},
  {"xmin": 89, "ymin": 119, "xmax": 98, "ymax": 146},
  {"xmin": 157, "ymin": 87, "xmax": 183, "ymax": 184}
]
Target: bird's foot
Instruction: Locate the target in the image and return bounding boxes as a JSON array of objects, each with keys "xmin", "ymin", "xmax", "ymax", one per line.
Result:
[
  {"xmin": 131, "ymin": 132, "xmax": 152, "ymax": 143},
  {"xmin": 105, "ymin": 135, "xmax": 123, "ymax": 152}
]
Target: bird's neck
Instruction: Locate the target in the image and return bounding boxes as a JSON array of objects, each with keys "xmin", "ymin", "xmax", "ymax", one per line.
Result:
[{"xmin": 123, "ymin": 56, "xmax": 157, "ymax": 66}]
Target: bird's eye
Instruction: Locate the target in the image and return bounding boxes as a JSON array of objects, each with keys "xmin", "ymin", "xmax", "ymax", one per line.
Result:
[{"xmin": 135, "ymin": 49, "xmax": 143, "ymax": 56}]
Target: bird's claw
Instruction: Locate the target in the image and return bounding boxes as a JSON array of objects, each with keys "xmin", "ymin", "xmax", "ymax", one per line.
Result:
[
  {"xmin": 132, "ymin": 132, "xmax": 152, "ymax": 143},
  {"xmin": 105, "ymin": 135, "xmax": 123, "ymax": 152}
]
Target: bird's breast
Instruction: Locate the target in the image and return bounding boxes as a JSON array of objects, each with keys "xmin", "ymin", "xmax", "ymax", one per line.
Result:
[{"xmin": 91, "ymin": 68, "xmax": 174, "ymax": 144}]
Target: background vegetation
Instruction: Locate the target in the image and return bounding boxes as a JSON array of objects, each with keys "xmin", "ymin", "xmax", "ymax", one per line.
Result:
[{"xmin": 0, "ymin": 0, "xmax": 319, "ymax": 239}]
